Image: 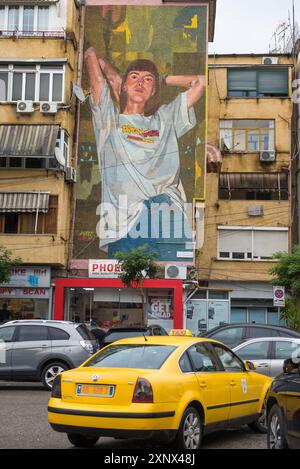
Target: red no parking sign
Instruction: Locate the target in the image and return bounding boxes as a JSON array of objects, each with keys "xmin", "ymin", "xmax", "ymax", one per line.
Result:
[{"xmin": 273, "ymin": 286, "xmax": 285, "ymax": 307}]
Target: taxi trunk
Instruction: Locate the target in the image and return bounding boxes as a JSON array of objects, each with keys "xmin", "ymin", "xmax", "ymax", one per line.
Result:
[{"xmin": 61, "ymin": 367, "xmax": 157, "ymax": 406}]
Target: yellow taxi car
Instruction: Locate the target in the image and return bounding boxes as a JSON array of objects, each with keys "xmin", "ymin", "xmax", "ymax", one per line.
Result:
[{"xmin": 48, "ymin": 330, "xmax": 272, "ymax": 449}]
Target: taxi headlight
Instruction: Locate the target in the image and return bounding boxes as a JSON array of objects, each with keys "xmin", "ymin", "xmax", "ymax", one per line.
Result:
[{"xmin": 51, "ymin": 375, "xmax": 62, "ymax": 399}]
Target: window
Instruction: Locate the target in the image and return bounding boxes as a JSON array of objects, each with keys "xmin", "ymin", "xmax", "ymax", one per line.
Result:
[
  {"xmin": 86, "ymin": 345, "xmax": 176, "ymax": 369},
  {"xmin": 17, "ymin": 325, "xmax": 49, "ymax": 342},
  {"xmin": 48, "ymin": 328, "xmax": 70, "ymax": 341},
  {"xmin": 211, "ymin": 327, "xmax": 244, "ymax": 349},
  {"xmin": 213, "ymin": 345, "xmax": 244, "ymax": 372},
  {"xmin": 248, "ymin": 327, "xmax": 274, "ymax": 338},
  {"xmin": 275, "ymin": 341, "xmax": 300, "ymax": 360},
  {"xmin": 0, "ymin": 63, "xmax": 65, "ymax": 103},
  {"xmin": 0, "ymin": 5, "xmax": 49, "ymax": 34},
  {"xmin": 236, "ymin": 341, "xmax": 270, "ymax": 360},
  {"xmin": 0, "ymin": 326, "xmax": 16, "ymax": 342},
  {"xmin": 0, "ymin": 195, "xmax": 58, "ymax": 235},
  {"xmin": 219, "ymin": 173, "xmax": 288, "ymax": 201},
  {"xmin": 228, "ymin": 68, "xmax": 289, "ymax": 98},
  {"xmin": 218, "ymin": 227, "xmax": 288, "ymax": 261},
  {"xmin": 188, "ymin": 343, "xmax": 220, "ymax": 372},
  {"xmin": 220, "ymin": 120, "xmax": 275, "ymax": 153},
  {"xmin": 179, "ymin": 352, "xmax": 193, "ymax": 373}
]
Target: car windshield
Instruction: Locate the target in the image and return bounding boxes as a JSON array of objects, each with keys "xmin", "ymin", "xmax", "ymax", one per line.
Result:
[
  {"xmin": 85, "ymin": 344, "xmax": 176, "ymax": 369},
  {"xmin": 103, "ymin": 331, "xmax": 148, "ymax": 342}
]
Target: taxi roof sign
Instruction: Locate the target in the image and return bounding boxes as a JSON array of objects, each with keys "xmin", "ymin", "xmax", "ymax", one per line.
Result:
[{"xmin": 169, "ymin": 329, "xmax": 193, "ymax": 337}]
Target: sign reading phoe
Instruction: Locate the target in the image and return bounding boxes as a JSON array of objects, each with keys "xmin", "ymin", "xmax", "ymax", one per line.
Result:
[
  {"xmin": 89, "ymin": 260, "xmax": 123, "ymax": 278},
  {"xmin": 273, "ymin": 286, "xmax": 285, "ymax": 307}
]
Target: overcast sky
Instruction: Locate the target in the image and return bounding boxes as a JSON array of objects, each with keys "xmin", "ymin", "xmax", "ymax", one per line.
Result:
[{"xmin": 209, "ymin": 0, "xmax": 299, "ymax": 54}]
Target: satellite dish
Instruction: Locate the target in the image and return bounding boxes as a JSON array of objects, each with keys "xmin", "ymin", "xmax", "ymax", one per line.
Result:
[
  {"xmin": 54, "ymin": 147, "xmax": 65, "ymax": 167},
  {"xmin": 73, "ymin": 84, "xmax": 86, "ymax": 103}
]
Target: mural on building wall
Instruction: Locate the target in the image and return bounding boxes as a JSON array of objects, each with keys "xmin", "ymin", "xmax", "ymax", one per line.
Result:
[{"xmin": 75, "ymin": 2, "xmax": 208, "ymax": 262}]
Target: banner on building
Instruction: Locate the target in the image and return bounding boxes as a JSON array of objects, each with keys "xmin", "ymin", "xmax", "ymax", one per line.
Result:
[{"xmin": 74, "ymin": 1, "xmax": 208, "ymax": 263}]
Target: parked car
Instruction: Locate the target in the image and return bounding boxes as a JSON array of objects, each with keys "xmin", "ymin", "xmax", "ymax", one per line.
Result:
[
  {"xmin": 48, "ymin": 332, "xmax": 271, "ymax": 449},
  {"xmin": 0, "ymin": 320, "xmax": 98, "ymax": 390},
  {"xmin": 97, "ymin": 325, "xmax": 168, "ymax": 348},
  {"xmin": 233, "ymin": 337, "xmax": 300, "ymax": 378},
  {"xmin": 266, "ymin": 358, "xmax": 300, "ymax": 449},
  {"xmin": 199, "ymin": 323, "xmax": 300, "ymax": 349}
]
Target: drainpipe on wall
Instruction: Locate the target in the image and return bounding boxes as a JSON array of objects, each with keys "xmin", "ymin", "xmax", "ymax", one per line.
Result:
[{"xmin": 68, "ymin": 3, "xmax": 86, "ymax": 270}]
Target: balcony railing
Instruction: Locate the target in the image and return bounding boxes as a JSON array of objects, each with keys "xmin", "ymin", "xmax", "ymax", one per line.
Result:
[{"xmin": 0, "ymin": 29, "xmax": 65, "ymax": 39}]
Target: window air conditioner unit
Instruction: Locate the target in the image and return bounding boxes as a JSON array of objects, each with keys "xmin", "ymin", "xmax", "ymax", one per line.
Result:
[
  {"xmin": 40, "ymin": 102, "xmax": 58, "ymax": 114},
  {"xmin": 259, "ymin": 151, "xmax": 276, "ymax": 162},
  {"xmin": 65, "ymin": 166, "xmax": 77, "ymax": 183},
  {"xmin": 248, "ymin": 205, "xmax": 264, "ymax": 217},
  {"xmin": 262, "ymin": 56, "xmax": 279, "ymax": 65},
  {"xmin": 16, "ymin": 100, "xmax": 34, "ymax": 113},
  {"xmin": 165, "ymin": 264, "xmax": 187, "ymax": 280}
]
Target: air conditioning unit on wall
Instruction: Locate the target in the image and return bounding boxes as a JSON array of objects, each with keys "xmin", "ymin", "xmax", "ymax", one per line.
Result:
[
  {"xmin": 65, "ymin": 166, "xmax": 77, "ymax": 183},
  {"xmin": 40, "ymin": 102, "xmax": 58, "ymax": 114},
  {"xmin": 260, "ymin": 151, "xmax": 276, "ymax": 163},
  {"xmin": 16, "ymin": 100, "xmax": 34, "ymax": 113},
  {"xmin": 262, "ymin": 56, "xmax": 279, "ymax": 65},
  {"xmin": 165, "ymin": 265, "xmax": 187, "ymax": 280}
]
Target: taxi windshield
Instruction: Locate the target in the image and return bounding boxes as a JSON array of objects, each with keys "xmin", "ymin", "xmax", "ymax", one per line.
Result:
[{"xmin": 85, "ymin": 344, "xmax": 176, "ymax": 369}]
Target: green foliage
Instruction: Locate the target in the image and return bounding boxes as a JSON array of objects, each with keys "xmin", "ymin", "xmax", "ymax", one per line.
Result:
[
  {"xmin": 0, "ymin": 246, "xmax": 22, "ymax": 284},
  {"xmin": 280, "ymin": 298, "xmax": 300, "ymax": 331},
  {"xmin": 115, "ymin": 246, "xmax": 158, "ymax": 287},
  {"xmin": 270, "ymin": 246, "xmax": 300, "ymax": 298}
]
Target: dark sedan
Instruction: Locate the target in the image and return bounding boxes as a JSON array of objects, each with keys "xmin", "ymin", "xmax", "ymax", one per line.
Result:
[
  {"xmin": 93, "ymin": 324, "xmax": 168, "ymax": 349},
  {"xmin": 266, "ymin": 358, "xmax": 300, "ymax": 449}
]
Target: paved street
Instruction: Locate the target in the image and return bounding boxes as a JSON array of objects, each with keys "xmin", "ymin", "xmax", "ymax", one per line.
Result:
[{"xmin": 0, "ymin": 382, "xmax": 267, "ymax": 449}]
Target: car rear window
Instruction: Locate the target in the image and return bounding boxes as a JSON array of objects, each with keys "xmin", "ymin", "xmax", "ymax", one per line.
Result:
[
  {"xmin": 76, "ymin": 324, "xmax": 96, "ymax": 341},
  {"xmin": 85, "ymin": 345, "xmax": 176, "ymax": 369},
  {"xmin": 103, "ymin": 331, "xmax": 147, "ymax": 343},
  {"xmin": 48, "ymin": 327, "xmax": 70, "ymax": 341}
]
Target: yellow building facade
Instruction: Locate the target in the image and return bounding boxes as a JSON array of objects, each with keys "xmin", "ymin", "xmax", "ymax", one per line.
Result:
[
  {"xmin": 189, "ymin": 54, "xmax": 293, "ymax": 331},
  {"xmin": 0, "ymin": 0, "xmax": 81, "ymax": 321}
]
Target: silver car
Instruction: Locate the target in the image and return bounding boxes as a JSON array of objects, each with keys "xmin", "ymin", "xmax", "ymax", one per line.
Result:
[
  {"xmin": 233, "ymin": 337, "xmax": 300, "ymax": 378},
  {"xmin": 0, "ymin": 320, "xmax": 98, "ymax": 390}
]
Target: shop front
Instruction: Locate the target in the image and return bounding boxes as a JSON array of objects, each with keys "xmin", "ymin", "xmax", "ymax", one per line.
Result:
[
  {"xmin": 53, "ymin": 278, "xmax": 183, "ymax": 332},
  {"xmin": 0, "ymin": 266, "xmax": 52, "ymax": 322}
]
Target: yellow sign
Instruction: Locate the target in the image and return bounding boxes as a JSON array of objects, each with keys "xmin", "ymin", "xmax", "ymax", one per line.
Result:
[{"xmin": 169, "ymin": 329, "xmax": 193, "ymax": 337}]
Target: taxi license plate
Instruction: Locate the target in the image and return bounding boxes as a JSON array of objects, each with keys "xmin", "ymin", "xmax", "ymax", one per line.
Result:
[{"xmin": 76, "ymin": 384, "xmax": 115, "ymax": 397}]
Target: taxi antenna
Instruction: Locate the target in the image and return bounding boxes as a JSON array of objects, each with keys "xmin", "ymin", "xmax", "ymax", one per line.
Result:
[{"xmin": 143, "ymin": 334, "xmax": 148, "ymax": 342}]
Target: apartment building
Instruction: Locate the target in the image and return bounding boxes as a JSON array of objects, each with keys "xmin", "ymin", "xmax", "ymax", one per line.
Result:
[
  {"xmin": 186, "ymin": 54, "xmax": 293, "ymax": 335},
  {"xmin": 0, "ymin": 0, "xmax": 81, "ymax": 320}
]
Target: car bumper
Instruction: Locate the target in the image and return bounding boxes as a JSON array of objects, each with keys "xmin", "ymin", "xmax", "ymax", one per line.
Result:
[{"xmin": 48, "ymin": 398, "xmax": 177, "ymax": 433}]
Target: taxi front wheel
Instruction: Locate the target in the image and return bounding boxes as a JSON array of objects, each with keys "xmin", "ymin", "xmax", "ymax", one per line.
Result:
[
  {"xmin": 67, "ymin": 434, "xmax": 99, "ymax": 448},
  {"xmin": 176, "ymin": 406, "xmax": 202, "ymax": 450}
]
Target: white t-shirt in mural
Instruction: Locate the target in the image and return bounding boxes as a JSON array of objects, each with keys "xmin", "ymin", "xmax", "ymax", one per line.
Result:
[{"xmin": 90, "ymin": 81, "xmax": 196, "ymax": 248}]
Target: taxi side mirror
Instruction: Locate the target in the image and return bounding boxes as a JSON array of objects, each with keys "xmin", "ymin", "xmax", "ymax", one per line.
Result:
[{"xmin": 244, "ymin": 361, "xmax": 256, "ymax": 371}]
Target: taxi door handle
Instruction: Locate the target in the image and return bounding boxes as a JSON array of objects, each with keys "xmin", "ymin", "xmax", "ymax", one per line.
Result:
[
  {"xmin": 199, "ymin": 381, "xmax": 207, "ymax": 388},
  {"xmin": 230, "ymin": 380, "xmax": 237, "ymax": 387}
]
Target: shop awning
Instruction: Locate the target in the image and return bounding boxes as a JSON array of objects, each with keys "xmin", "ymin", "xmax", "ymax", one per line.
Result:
[
  {"xmin": 0, "ymin": 192, "xmax": 50, "ymax": 213},
  {"xmin": 0, "ymin": 125, "xmax": 59, "ymax": 158},
  {"xmin": 219, "ymin": 173, "xmax": 288, "ymax": 191}
]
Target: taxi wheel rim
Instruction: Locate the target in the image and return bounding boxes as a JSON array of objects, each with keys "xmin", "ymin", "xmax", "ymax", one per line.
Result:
[
  {"xmin": 45, "ymin": 366, "xmax": 64, "ymax": 388},
  {"xmin": 269, "ymin": 414, "xmax": 282, "ymax": 449},
  {"xmin": 258, "ymin": 399, "xmax": 267, "ymax": 428},
  {"xmin": 183, "ymin": 412, "xmax": 201, "ymax": 449}
]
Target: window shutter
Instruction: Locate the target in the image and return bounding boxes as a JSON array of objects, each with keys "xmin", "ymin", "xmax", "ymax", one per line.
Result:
[
  {"xmin": 258, "ymin": 69, "xmax": 288, "ymax": 95},
  {"xmin": 228, "ymin": 69, "xmax": 257, "ymax": 92},
  {"xmin": 253, "ymin": 231, "xmax": 288, "ymax": 259},
  {"xmin": 219, "ymin": 229, "xmax": 252, "ymax": 254}
]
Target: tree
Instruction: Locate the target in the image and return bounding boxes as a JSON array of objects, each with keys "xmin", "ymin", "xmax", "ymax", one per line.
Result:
[
  {"xmin": 115, "ymin": 246, "xmax": 159, "ymax": 324},
  {"xmin": 269, "ymin": 246, "xmax": 300, "ymax": 330},
  {"xmin": 0, "ymin": 246, "xmax": 21, "ymax": 284}
]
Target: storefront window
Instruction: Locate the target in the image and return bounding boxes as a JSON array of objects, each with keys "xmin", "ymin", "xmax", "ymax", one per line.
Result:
[
  {"xmin": 147, "ymin": 289, "xmax": 174, "ymax": 332},
  {"xmin": 68, "ymin": 288, "xmax": 144, "ymax": 330},
  {"xmin": 0, "ymin": 298, "xmax": 48, "ymax": 322}
]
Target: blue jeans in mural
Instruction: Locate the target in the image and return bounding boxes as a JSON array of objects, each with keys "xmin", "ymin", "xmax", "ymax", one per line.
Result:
[{"xmin": 108, "ymin": 194, "xmax": 193, "ymax": 261}]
